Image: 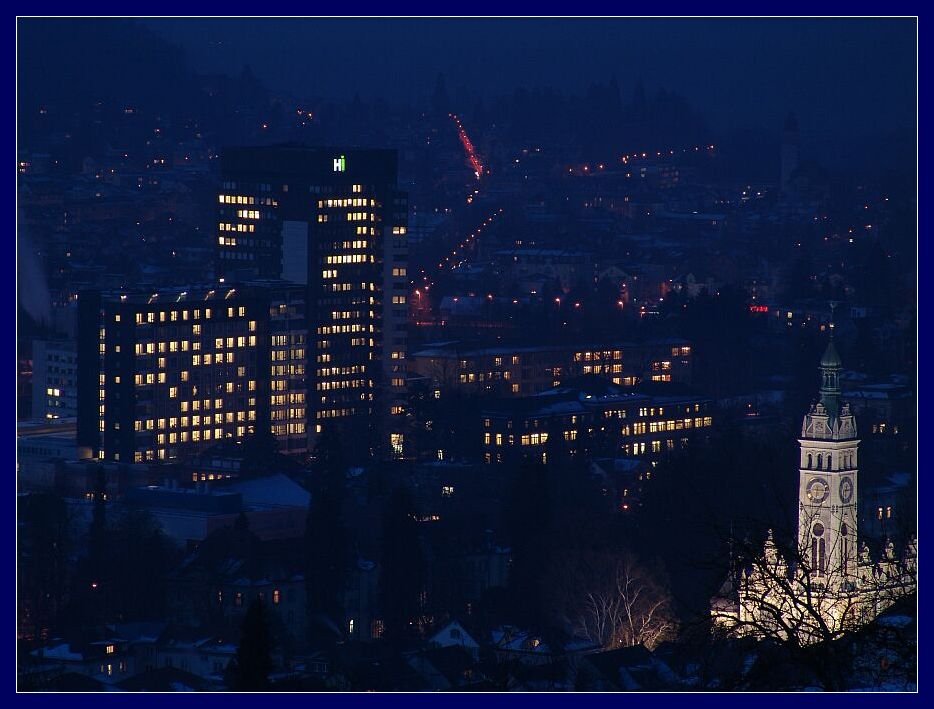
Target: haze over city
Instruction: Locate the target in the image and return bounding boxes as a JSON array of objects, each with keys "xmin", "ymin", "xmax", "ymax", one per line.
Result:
[{"xmin": 17, "ymin": 16, "xmax": 917, "ymax": 693}]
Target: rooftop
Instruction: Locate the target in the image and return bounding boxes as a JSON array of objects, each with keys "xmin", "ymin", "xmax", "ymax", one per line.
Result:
[{"xmin": 483, "ymin": 375, "xmax": 707, "ymax": 418}]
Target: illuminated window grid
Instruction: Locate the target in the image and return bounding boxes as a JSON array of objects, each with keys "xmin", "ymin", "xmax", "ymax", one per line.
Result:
[
  {"xmin": 106, "ymin": 305, "xmax": 260, "ymax": 462},
  {"xmin": 269, "ymin": 328, "xmax": 308, "ymax": 447},
  {"xmin": 312, "ymin": 194, "xmax": 384, "ymax": 429},
  {"xmin": 217, "ymin": 193, "xmax": 264, "ymax": 253},
  {"xmin": 480, "ymin": 401, "xmax": 712, "ymax": 463}
]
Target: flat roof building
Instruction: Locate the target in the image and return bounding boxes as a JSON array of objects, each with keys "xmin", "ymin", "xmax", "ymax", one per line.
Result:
[
  {"xmin": 480, "ymin": 375, "xmax": 714, "ymax": 465},
  {"xmin": 76, "ymin": 281, "xmax": 306, "ymax": 463},
  {"xmin": 410, "ymin": 338, "xmax": 692, "ymax": 397}
]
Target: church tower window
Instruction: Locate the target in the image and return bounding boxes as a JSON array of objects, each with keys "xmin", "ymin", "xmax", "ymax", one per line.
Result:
[
  {"xmin": 811, "ymin": 522, "xmax": 826, "ymax": 575},
  {"xmin": 841, "ymin": 523, "xmax": 849, "ymax": 571}
]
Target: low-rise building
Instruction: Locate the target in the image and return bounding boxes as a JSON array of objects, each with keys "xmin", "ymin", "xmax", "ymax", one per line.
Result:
[
  {"xmin": 26, "ymin": 634, "xmax": 134, "ymax": 686},
  {"xmin": 124, "ymin": 473, "xmax": 310, "ymax": 548},
  {"xmin": 166, "ymin": 527, "xmax": 306, "ymax": 635},
  {"xmin": 480, "ymin": 376, "xmax": 714, "ymax": 465},
  {"xmin": 32, "ymin": 339, "xmax": 78, "ymax": 420},
  {"xmin": 410, "ymin": 339, "xmax": 692, "ymax": 397},
  {"xmin": 492, "ymin": 248, "xmax": 594, "ymax": 293}
]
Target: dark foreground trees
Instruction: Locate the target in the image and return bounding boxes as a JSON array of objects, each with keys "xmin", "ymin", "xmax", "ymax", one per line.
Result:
[
  {"xmin": 227, "ymin": 599, "xmax": 274, "ymax": 691},
  {"xmin": 18, "ymin": 493, "xmax": 71, "ymax": 643},
  {"xmin": 379, "ymin": 486, "xmax": 426, "ymax": 645},
  {"xmin": 708, "ymin": 525, "xmax": 916, "ymax": 691},
  {"xmin": 305, "ymin": 427, "xmax": 350, "ymax": 646}
]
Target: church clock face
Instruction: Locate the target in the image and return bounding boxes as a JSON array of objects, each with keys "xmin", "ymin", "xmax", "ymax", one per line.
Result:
[
  {"xmin": 806, "ymin": 477, "xmax": 830, "ymax": 503},
  {"xmin": 839, "ymin": 476, "xmax": 854, "ymax": 504}
]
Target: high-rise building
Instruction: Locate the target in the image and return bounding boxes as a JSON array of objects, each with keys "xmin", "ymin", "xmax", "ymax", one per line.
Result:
[
  {"xmin": 217, "ymin": 146, "xmax": 408, "ymax": 456},
  {"xmin": 76, "ymin": 282, "xmax": 307, "ymax": 463}
]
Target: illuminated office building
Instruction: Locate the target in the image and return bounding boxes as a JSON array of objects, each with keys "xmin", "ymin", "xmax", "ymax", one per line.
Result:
[
  {"xmin": 76, "ymin": 282, "xmax": 307, "ymax": 463},
  {"xmin": 480, "ymin": 376, "xmax": 714, "ymax": 465},
  {"xmin": 217, "ymin": 147, "xmax": 408, "ymax": 456},
  {"xmin": 410, "ymin": 339, "xmax": 693, "ymax": 397}
]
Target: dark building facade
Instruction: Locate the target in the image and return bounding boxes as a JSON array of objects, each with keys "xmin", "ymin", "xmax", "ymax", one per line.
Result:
[
  {"xmin": 217, "ymin": 146, "xmax": 408, "ymax": 455},
  {"xmin": 410, "ymin": 338, "xmax": 693, "ymax": 397},
  {"xmin": 31, "ymin": 339, "xmax": 78, "ymax": 421},
  {"xmin": 77, "ymin": 282, "xmax": 305, "ymax": 463},
  {"xmin": 480, "ymin": 376, "xmax": 714, "ymax": 465}
]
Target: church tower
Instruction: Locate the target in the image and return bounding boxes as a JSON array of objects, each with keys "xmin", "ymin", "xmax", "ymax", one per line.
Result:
[{"xmin": 798, "ymin": 326, "xmax": 859, "ymax": 585}]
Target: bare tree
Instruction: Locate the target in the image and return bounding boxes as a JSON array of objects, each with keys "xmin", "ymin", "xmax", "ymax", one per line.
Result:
[
  {"xmin": 420, "ymin": 355, "xmax": 462, "ymax": 391},
  {"xmin": 549, "ymin": 549, "xmax": 677, "ymax": 650}
]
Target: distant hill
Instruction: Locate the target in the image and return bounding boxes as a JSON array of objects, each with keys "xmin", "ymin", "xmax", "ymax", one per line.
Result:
[{"xmin": 18, "ymin": 18, "xmax": 198, "ymax": 119}]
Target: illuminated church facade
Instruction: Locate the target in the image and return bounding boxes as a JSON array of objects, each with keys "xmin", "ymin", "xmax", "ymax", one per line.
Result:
[{"xmin": 712, "ymin": 330, "xmax": 916, "ymax": 641}]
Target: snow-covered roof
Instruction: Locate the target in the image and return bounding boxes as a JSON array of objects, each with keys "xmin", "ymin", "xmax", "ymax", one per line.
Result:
[
  {"xmin": 228, "ymin": 473, "xmax": 310, "ymax": 508},
  {"xmin": 33, "ymin": 643, "xmax": 83, "ymax": 661}
]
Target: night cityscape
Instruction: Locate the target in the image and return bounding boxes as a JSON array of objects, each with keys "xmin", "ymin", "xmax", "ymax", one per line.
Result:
[{"xmin": 16, "ymin": 16, "xmax": 917, "ymax": 692}]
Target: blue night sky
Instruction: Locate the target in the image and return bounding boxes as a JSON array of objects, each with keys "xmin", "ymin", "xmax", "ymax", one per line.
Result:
[{"xmin": 145, "ymin": 17, "xmax": 916, "ymax": 138}]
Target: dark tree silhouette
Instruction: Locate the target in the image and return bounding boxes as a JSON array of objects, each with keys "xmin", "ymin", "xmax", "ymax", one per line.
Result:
[
  {"xmin": 18, "ymin": 493, "xmax": 71, "ymax": 644},
  {"xmin": 234, "ymin": 511, "xmax": 250, "ymax": 532},
  {"xmin": 109, "ymin": 509, "xmax": 180, "ymax": 623},
  {"xmin": 305, "ymin": 427, "xmax": 349, "ymax": 645},
  {"xmin": 709, "ymin": 526, "xmax": 916, "ymax": 691},
  {"xmin": 87, "ymin": 465, "xmax": 108, "ymax": 582},
  {"xmin": 379, "ymin": 486, "xmax": 425, "ymax": 644},
  {"xmin": 503, "ymin": 460, "xmax": 554, "ymax": 628},
  {"xmin": 228, "ymin": 598, "xmax": 274, "ymax": 691},
  {"xmin": 66, "ymin": 466, "xmax": 110, "ymax": 630}
]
